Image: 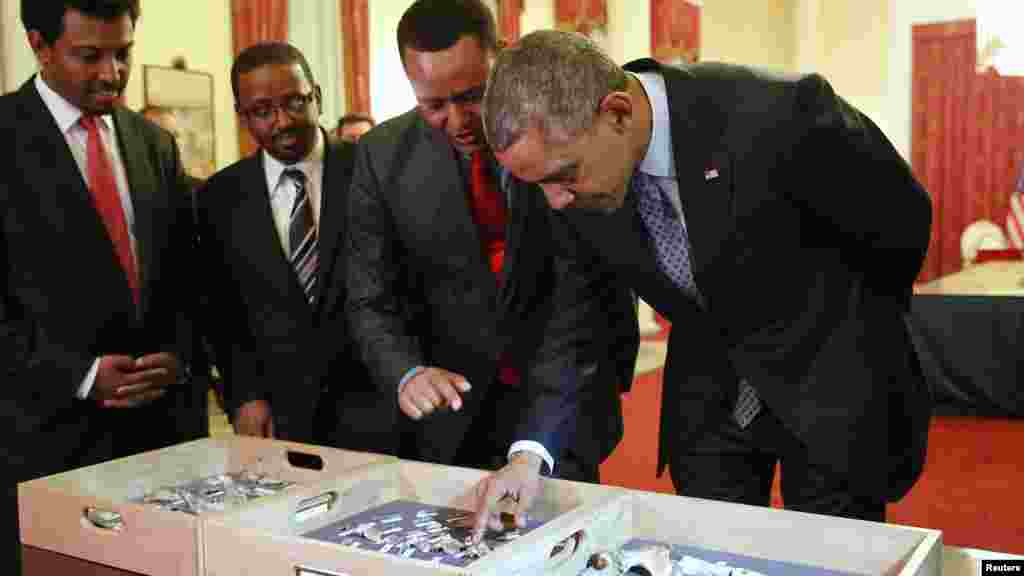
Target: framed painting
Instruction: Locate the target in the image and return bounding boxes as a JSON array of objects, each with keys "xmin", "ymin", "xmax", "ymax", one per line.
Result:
[{"xmin": 142, "ymin": 65, "xmax": 217, "ymax": 179}]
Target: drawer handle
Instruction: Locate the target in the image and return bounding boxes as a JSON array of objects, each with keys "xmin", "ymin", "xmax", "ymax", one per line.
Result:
[
  {"xmin": 84, "ymin": 507, "xmax": 124, "ymax": 531},
  {"xmin": 294, "ymin": 566, "xmax": 350, "ymax": 576},
  {"xmin": 286, "ymin": 450, "xmax": 324, "ymax": 471},
  {"xmin": 294, "ymin": 492, "xmax": 337, "ymax": 524}
]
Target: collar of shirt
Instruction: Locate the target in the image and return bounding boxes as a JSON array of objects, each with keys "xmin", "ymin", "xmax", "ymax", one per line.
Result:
[
  {"xmin": 34, "ymin": 74, "xmax": 114, "ymax": 136},
  {"xmin": 631, "ymin": 71, "xmax": 676, "ymax": 180},
  {"xmin": 262, "ymin": 127, "xmax": 325, "ymax": 196}
]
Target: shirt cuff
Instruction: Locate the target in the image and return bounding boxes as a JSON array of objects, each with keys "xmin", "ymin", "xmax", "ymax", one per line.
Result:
[
  {"xmin": 77, "ymin": 357, "xmax": 101, "ymax": 400},
  {"xmin": 508, "ymin": 440, "xmax": 555, "ymax": 476},
  {"xmin": 398, "ymin": 365, "xmax": 426, "ymax": 394}
]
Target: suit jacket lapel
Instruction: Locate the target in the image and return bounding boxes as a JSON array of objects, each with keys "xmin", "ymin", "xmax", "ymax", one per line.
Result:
[
  {"xmin": 412, "ymin": 122, "xmax": 495, "ymax": 295},
  {"xmin": 112, "ymin": 107, "xmax": 156, "ymax": 316},
  {"xmin": 316, "ymin": 131, "xmax": 347, "ymax": 314},
  {"xmin": 241, "ymin": 153, "xmax": 310, "ymax": 307}
]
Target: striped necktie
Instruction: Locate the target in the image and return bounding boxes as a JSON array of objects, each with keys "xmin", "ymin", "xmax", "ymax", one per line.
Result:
[{"xmin": 284, "ymin": 168, "xmax": 317, "ymax": 305}]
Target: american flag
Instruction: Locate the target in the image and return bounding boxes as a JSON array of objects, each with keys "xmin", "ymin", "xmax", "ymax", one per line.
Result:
[{"xmin": 1007, "ymin": 166, "xmax": 1024, "ymax": 250}]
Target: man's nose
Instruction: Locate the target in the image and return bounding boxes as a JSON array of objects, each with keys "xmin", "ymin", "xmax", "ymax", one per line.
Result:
[
  {"xmin": 270, "ymin": 106, "xmax": 295, "ymax": 127},
  {"xmin": 446, "ymin": 101, "xmax": 473, "ymax": 132},
  {"xmin": 96, "ymin": 57, "xmax": 121, "ymax": 83}
]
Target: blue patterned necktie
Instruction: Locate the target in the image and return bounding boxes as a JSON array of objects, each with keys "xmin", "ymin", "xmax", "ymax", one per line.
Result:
[
  {"xmin": 284, "ymin": 168, "xmax": 317, "ymax": 305},
  {"xmin": 633, "ymin": 171, "xmax": 761, "ymax": 428},
  {"xmin": 633, "ymin": 171, "xmax": 699, "ymax": 299}
]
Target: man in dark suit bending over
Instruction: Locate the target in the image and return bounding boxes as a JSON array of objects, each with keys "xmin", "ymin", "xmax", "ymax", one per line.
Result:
[
  {"xmin": 346, "ymin": 0, "xmax": 637, "ymax": 489},
  {"xmin": 2, "ymin": 0, "xmax": 200, "ymax": 570},
  {"xmin": 473, "ymin": 30, "xmax": 932, "ymax": 535},
  {"xmin": 197, "ymin": 43, "xmax": 381, "ymax": 451}
]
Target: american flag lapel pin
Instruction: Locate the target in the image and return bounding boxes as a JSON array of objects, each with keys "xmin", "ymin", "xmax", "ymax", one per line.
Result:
[{"xmin": 704, "ymin": 167, "xmax": 719, "ymax": 181}]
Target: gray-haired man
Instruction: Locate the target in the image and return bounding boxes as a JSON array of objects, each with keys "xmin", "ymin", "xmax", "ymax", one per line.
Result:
[{"xmin": 472, "ymin": 29, "xmax": 932, "ymax": 535}]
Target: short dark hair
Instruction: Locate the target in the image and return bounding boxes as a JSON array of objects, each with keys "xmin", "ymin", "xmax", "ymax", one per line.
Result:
[
  {"xmin": 21, "ymin": 0, "xmax": 140, "ymax": 45},
  {"xmin": 231, "ymin": 42, "xmax": 316, "ymax": 105},
  {"xmin": 337, "ymin": 113, "xmax": 376, "ymax": 130},
  {"xmin": 396, "ymin": 0, "xmax": 498, "ymax": 67}
]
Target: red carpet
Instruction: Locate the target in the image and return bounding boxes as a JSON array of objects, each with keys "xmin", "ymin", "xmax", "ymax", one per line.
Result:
[{"xmin": 599, "ymin": 319, "xmax": 1024, "ymax": 554}]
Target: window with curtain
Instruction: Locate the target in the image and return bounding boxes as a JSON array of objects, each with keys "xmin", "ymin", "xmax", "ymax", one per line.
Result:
[{"xmin": 289, "ymin": 1, "xmax": 346, "ymax": 133}]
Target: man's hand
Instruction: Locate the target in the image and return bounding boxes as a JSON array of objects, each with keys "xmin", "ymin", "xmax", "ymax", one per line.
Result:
[
  {"xmin": 133, "ymin": 352, "xmax": 180, "ymax": 388},
  {"xmin": 234, "ymin": 399, "xmax": 274, "ymax": 437},
  {"xmin": 398, "ymin": 367, "xmax": 471, "ymax": 420},
  {"xmin": 91, "ymin": 354, "xmax": 168, "ymax": 408},
  {"xmin": 470, "ymin": 451, "xmax": 543, "ymax": 543}
]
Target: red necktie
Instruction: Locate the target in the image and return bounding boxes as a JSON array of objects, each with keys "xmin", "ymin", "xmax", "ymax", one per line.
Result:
[
  {"xmin": 80, "ymin": 115, "xmax": 139, "ymax": 306},
  {"xmin": 468, "ymin": 150, "xmax": 519, "ymax": 385},
  {"xmin": 470, "ymin": 150, "xmax": 508, "ymax": 279}
]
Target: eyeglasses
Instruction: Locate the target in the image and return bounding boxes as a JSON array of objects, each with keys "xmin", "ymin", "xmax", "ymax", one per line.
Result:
[{"xmin": 243, "ymin": 92, "xmax": 316, "ymax": 121}]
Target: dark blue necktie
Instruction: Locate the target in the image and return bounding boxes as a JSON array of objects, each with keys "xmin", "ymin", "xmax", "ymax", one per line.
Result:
[
  {"xmin": 633, "ymin": 171, "xmax": 761, "ymax": 428},
  {"xmin": 633, "ymin": 171, "xmax": 698, "ymax": 298}
]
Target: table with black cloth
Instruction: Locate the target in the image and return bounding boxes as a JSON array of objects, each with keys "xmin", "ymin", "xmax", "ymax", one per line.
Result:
[{"xmin": 910, "ymin": 261, "xmax": 1024, "ymax": 417}]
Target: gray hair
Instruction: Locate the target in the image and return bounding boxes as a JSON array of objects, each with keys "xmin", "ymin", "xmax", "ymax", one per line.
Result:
[{"xmin": 483, "ymin": 30, "xmax": 626, "ymax": 152}]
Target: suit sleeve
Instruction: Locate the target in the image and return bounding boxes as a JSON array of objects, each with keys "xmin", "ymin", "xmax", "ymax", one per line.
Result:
[
  {"xmin": 787, "ymin": 74, "xmax": 932, "ymax": 298},
  {"xmin": 0, "ymin": 230, "xmax": 95, "ymax": 409},
  {"xmin": 193, "ymin": 176, "xmax": 268, "ymax": 415},
  {"xmin": 344, "ymin": 140, "xmax": 425, "ymax": 395},
  {"xmin": 159, "ymin": 131, "xmax": 197, "ymax": 356},
  {"xmin": 514, "ymin": 193, "xmax": 638, "ymax": 466}
]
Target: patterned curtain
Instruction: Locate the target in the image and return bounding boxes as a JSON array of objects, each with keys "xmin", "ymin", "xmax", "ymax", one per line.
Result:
[
  {"xmin": 341, "ymin": 0, "xmax": 370, "ymax": 116},
  {"xmin": 230, "ymin": 0, "xmax": 289, "ymax": 157},
  {"xmin": 651, "ymin": 0, "xmax": 700, "ymax": 64},
  {"xmin": 912, "ymin": 19, "xmax": 1024, "ymax": 281},
  {"xmin": 499, "ymin": 0, "xmax": 524, "ymax": 45},
  {"xmin": 912, "ymin": 20, "xmax": 976, "ymax": 281},
  {"xmin": 554, "ymin": 0, "xmax": 607, "ymax": 36}
]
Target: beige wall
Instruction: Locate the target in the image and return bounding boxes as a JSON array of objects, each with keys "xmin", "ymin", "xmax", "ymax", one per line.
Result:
[
  {"xmin": 369, "ymin": 0, "xmax": 417, "ymax": 122},
  {"xmin": 702, "ymin": 1, "xmax": 795, "ymax": 71},
  {"xmin": 3, "ymin": 0, "xmax": 37, "ymax": 92},
  {"xmin": 793, "ymin": 0, "xmax": 889, "ymax": 139}
]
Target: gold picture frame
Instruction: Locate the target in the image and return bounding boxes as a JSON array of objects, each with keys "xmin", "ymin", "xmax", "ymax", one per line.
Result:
[{"xmin": 142, "ymin": 65, "xmax": 216, "ymax": 180}]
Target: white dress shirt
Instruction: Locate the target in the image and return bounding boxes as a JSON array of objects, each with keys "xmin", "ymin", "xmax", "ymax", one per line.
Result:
[
  {"xmin": 34, "ymin": 76, "xmax": 138, "ymax": 400},
  {"xmin": 262, "ymin": 128, "xmax": 325, "ymax": 252}
]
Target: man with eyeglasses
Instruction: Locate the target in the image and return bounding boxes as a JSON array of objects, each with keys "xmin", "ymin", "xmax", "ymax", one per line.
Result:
[
  {"xmin": 346, "ymin": 0, "xmax": 636, "ymax": 490},
  {"xmin": 196, "ymin": 42, "xmax": 384, "ymax": 452}
]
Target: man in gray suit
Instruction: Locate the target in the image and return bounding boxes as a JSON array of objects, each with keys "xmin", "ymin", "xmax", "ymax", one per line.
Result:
[{"xmin": 346, "ymin": 0, "xmax": 636, "ymax": 488}]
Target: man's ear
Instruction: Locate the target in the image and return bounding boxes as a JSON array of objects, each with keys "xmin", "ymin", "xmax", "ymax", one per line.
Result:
[
  {"xmin": 598, "ymin": 91, "xmax": 634, "ymax": 133},
  {"xmin": 313, "ymin": 85, "xmax": 323, "ymax": 115},
  {"xmin": 27, "ymin": 30, "xmax": 50, "ymax": 65}
]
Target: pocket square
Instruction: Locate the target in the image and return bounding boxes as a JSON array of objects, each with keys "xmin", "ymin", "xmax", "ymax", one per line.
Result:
[{"xmin": 704, "ymin": 168, "xmax": 720, "ymax": 181}]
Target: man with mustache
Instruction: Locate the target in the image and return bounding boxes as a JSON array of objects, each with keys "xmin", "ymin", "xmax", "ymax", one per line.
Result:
[
  {"xmin": 196, "ymin": 43, "xmax": 382, "ymax": 452},
  {"xmin": 347, "ymin": 0, "xmax": 636, "ymax": 491},
  {"xmin": 1, "ymin": 0, "xmax": 202, "ymax": 571}
]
